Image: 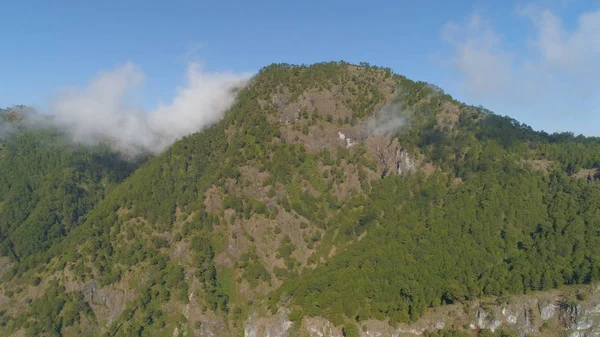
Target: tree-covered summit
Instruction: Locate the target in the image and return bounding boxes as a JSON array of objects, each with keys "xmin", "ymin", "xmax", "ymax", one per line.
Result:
[{"xmin": 0, "ymin": 62, "xmax": 599, "ymax": 337}]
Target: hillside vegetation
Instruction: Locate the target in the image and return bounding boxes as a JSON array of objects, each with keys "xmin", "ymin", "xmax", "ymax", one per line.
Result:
[{"xmin": 1, "ymin": 62, "xmax": 600, "ymax": 337}]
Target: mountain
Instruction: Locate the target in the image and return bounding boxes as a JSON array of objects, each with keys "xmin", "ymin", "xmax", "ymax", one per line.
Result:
[
  {"xmin": 1, "ymin": 62, "xmax": 600, "ymax": 337},
  {"xmin": 0, "ymin": 109, "xmax": 140, "ymax": 264}
]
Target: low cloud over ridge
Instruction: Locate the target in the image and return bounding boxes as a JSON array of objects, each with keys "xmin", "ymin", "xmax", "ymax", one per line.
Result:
[{"xmin": 49, "ymin": 61, "xmax": 250, "ymax": 154}]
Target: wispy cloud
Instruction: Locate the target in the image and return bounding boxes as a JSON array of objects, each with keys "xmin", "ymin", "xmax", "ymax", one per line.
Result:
[
  {"xmin": 441, "ymin": 13, "xmax": 514, "ymax": 98},
  {"xmin": 519, "ymin": 4, "xmax": 600, "ymax": 73},
  {"xmin": 440, "ymin": 4, "xmax": 600, "ymax": 134}
]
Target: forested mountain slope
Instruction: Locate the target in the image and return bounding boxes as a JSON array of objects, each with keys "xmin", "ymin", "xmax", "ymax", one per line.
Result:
[
  {"xmin": 1, "ymin": 62, "xmax": 600, "ymax": 337},
  {"xmin": 0, "ymin": 109, "xmax": 140, "ymax": 268}
]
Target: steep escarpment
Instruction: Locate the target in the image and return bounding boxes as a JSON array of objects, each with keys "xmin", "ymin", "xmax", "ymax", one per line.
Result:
[{"xmin": 1, "ymin": 62, "xmax": 600, "ymax": 337}]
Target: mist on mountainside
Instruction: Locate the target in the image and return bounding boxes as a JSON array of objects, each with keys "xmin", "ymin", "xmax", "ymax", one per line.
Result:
[
  {"xmin": 0, "ymin": 121, "xmax": 14, "ymax": 139},
  {"xmin": 4, "ymin": 62, "xmax": 250, "ymax": 155},
  {"xmin": 363, "ymin": 102, "xmax": 410, "ymax": 136},
  {"xmin": 51, "ymin": 62, "xmax": 250, "ymax": 154}
]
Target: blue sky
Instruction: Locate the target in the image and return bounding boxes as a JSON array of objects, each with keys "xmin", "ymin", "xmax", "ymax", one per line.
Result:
[{"xmin": 1, "ymin": 0, "xmax": 599, "ymax": 135}]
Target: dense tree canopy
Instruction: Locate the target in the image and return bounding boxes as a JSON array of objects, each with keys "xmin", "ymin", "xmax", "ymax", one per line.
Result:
[{"xmin": 0, "ymin": 121, "xmax": 138, "ymax": 262}]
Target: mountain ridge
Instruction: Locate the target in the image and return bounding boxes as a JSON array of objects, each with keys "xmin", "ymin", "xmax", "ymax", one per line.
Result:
[{"xmin": 1, "ymin": 61, "xmax": 600, "ymax": 337}]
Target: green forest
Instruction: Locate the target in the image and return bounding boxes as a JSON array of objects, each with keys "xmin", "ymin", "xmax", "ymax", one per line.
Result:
[
  {"xmin": 1, "ymin": 62, "xmax": 599, "ymax": 336},
  {"xmin": 0, "ymin": 123, "xmax": 140, "ymax": 263}
]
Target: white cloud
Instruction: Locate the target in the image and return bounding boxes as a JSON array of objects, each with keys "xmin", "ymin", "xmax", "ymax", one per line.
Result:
[
  {"xmin": 441, "ymin": 14, "xmax": 514, "ymax": 98},
  {"xmin": 148, "ymin": 62, "xmax": 247, "ymax": 150},
  {"xmin": 440, "ymin": 4, "xmax": 600, "ymax": 134},
  {"xmin": 519, "ymin": 4, "xmax": 600, "ymax": 75},
  {"xmin": 48, "ymin": 61, "xmax": 250, "ymax": 154}
]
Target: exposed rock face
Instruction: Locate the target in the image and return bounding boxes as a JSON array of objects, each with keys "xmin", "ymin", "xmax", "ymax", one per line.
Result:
[
  {"xmin": 242, "ymin": 285, "xmax": 600, "ymax": 337},
  {"xmin": 366, "ymin": 136, "xmax": 418, "ymax": 179},
  {"xmin": 301, "ymin": 317, "xmax": 343, "ymax": 337},
  {"xmin": 64, "ymin": 281, "xmax": 134, "ymax": 327},
  {"xmin": 192, "ymin": 315, "xmax": 229, "ymax": 337},
  {"xmin": 244, "ymin": 308, "xmax": 293, "ymax": 337},
  {"xmin": 396, "ymin": 148, "xmax": 417, "ymax": 176},
  {"xmin": 338, "ymin": 132, "xmax": 355, "ymax": 148}
]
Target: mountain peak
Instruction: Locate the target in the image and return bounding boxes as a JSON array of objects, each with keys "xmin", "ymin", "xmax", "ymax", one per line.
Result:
[{"xmin": 1, "ymin": 61, "xmax": 600, "ymax": 337}]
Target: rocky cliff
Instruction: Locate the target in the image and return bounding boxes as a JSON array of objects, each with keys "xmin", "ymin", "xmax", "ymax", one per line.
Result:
[{"xmin": 244, "ymin": 284, "xmax": 600, "ymax": 337}]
